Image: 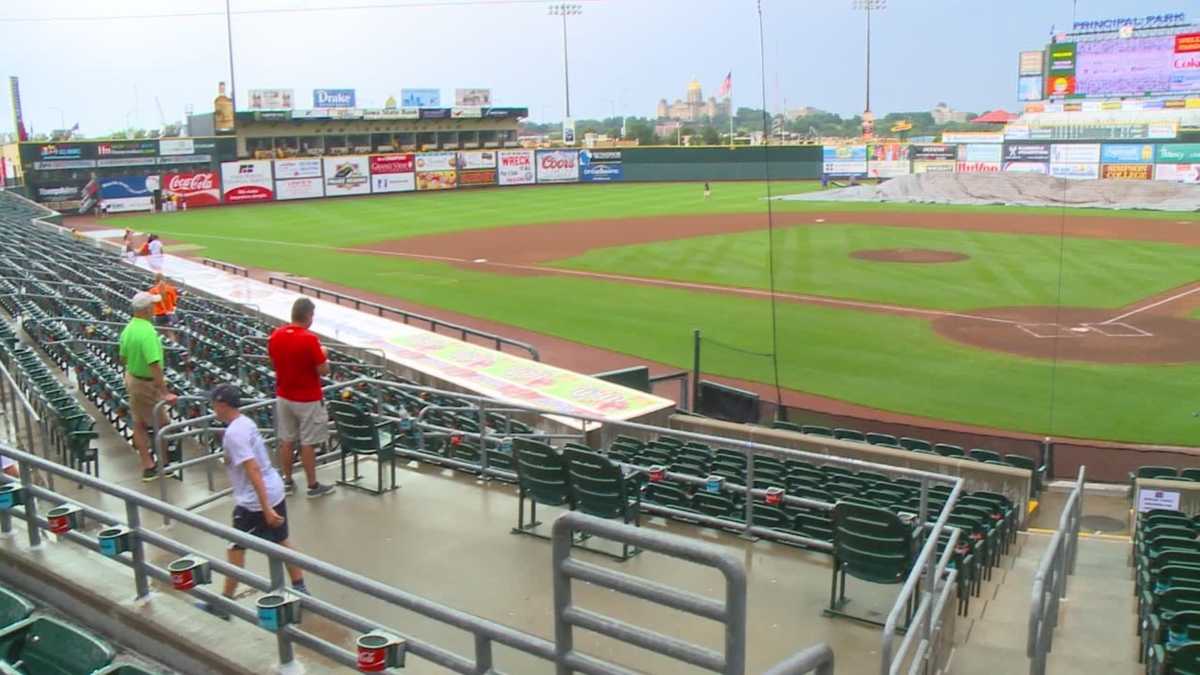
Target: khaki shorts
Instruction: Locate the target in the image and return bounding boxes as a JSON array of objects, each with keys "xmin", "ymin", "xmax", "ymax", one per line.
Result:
[
  {"xmin": 125, "ymin": 374, "xmax": 165, "ymax": 429},
  {"xmin": 276, "ymin": 398, "xmax": 330, "ymax": 446}
]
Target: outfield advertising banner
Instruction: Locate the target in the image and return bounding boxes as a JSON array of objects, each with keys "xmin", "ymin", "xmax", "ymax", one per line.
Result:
[
  {"xmin": 909, "ymin": 144, "xmax": 958, "ymax": 161},
  {"xmin": 497, "ymin": 149, "xmax": 535, "ymax": 185},
  {"xmin": 221, "ymin": 160, "xmax": 274, "ymax": 203},
  {"xmin": 401, "ymin": 89, "xmax": 441, "ymax": 107},
  {"xmin": 1050, "ymin": 144, "xmax": 1101, "ymax": 164},
  {"xmin": 457, "ymin": 150, "xmax": 496, "ymax": 170},
  {"xmin": 415, "ymin": 151, "xmax": 456, "ymax": 172},
  {"xmin": 99, "ymin": 175, "xmax": 156, "ymax": 212},
  {"xmin": 1100, "ymin": 164, "xmax": 1153, "ymax": 180},
  {"xmin": 1004, "ymin": 144, "xmax": 1051, "ymax": 162},
  {"xmin": 248, "ymin": 89, "xmax": 294, "ymax": 110},
  {"xmin": 955, "ymin": 161, "xmax": 1002, "ymax": 174},
  {"xmin": 416, "ymin": 171, "xmax": 457, "ymax": 190},
  {"xmin": 275, "ymin": 177, "xmax": 326, "ymax": 200},
  {"xmin": 274, "ymin": 158, "xmax": 323, "ymax": 180},
  {"xmin": 323, "ymin": 156, "xmax": 370, "ymax": 196},
  {"xmin": 580, "ymin": 149, "xmax": 624, "ymax": 182},
  {"xmin": 536, "ymin": 150, "xmax": 580, "ymax": 183},
  {"xmin": 454, "ymin": 88, "xmax": 492, "ymax": 106},
  {"xmin": 866, "ymin": 161, "xmax": 910, "ymax": 178},
  {"xmin": 370, "ymin": 151, "xmax": 416, "ymax": 193},
  {"xmin": 162, "ymin": 171, "xmax": 220, "ymax": 208},
  {"xmin": 313, "ymin": 89, "xmax": 356, "ymax": 108},
  {"xmin": 1100, "ymin": 144, "xmax": 1155, "ymax": 164},
  {"xmin": 459, "ymin": 169, "xmax": 498, "ymax": 187},
  {"xmin": 942, "ymin": 131, "xmax": 1004, "ymax": 144},
  {"xmin": 1157, "ymin": 143, "xmax": 1200, "ymax": 163},
  {"xmin": 868, "ymin": 143, "xmax": 907, "ymax": 161},
  {"xmin": 1003, "ymin": 162, "xmax": 1050, "ymax": 174},
  {"xmin": 822, "ymin": 146, "xmax": 867, "ymax": 175},
  {"xmin": 959, "ymin": 144, "xmax": 1004, "ymax": 163},
  {"xmin": 1049, "ymin": 163, "xmax": 1101, "ymax": 180},
  {"xmin": 158, "ymin": 139, "xmax": 195, "ymax": 156},
  {"xmin": 912, "ymin": 160, "xmax": 957, "ymax": 174},
  {"xmin": 1153, "ymin": 163, "xmax": 1200, "ymax": 182}
]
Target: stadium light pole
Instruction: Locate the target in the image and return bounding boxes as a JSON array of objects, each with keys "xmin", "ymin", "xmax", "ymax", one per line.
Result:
[
  {"xmin": 548, "ymin": 3, "xmax": 581, "ymax": 119},
  {"xmin": 225, "ymin": 0, "xmax": 237, "ymax": 111},
  {"xmin": 852, "ymin": 0, "xmax": 886, "ymax": 138}
]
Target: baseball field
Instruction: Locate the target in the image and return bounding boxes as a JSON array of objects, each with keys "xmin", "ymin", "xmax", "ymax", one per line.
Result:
[{"xmin": 113, "ymin": 181, "xmax": 1200, "ymax": 446}]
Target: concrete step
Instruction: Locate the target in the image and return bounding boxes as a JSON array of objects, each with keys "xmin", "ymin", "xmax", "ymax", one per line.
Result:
[{"xmin": 949, "ymin": 643, "xmax": 1141, "ymax": 675}]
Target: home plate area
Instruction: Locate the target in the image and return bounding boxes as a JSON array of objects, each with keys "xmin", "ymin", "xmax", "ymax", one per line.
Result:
[{"xmin": 1016, "ymin": 321, "xmax": 1152, "ymax": 339}]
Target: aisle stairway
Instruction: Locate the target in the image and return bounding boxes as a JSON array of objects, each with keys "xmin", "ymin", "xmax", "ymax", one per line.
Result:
[{"xmin": 949, "ymin": 528, "xmax": 1139, "ymax": 675}]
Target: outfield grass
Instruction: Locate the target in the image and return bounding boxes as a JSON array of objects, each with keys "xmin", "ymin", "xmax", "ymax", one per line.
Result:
[
  {"xmin": 114, "ymin": 182, "xmax": 1200, "ymax": 444},
  {"xmin": 555, "ymin": 224, "xmax": 1200, "ymax": 311}
]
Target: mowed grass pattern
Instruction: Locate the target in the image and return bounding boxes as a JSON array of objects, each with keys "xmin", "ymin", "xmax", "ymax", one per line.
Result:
[
  {"xmin": 114, "ymin": 182, "xmax": 1200, "ymax": 444},
  {"xmin": 554, "ymin": 223, "xmax": 1200, "ymax": 311}
]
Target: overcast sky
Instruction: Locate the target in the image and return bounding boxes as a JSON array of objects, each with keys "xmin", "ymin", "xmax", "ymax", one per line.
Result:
[{"xmin": 0, "ymin": 0, "xmax": 1171, "ymax": 135}]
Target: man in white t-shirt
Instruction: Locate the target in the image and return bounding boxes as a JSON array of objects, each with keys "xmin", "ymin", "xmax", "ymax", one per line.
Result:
[
  {"xmin": 201, "ymin": 384, "xmax": 308, "ymax": 617},
  {"xmin": 145, "ymin": 234, "xmax": 164, "ymax": 272}
]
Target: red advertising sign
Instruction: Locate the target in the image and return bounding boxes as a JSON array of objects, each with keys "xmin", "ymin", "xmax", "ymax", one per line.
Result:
[
  {"xmin": 458, "ymin": 169, "xmax": 497, "ymax": 186},
  {"xmin": 1046, "ymin": 75, "xmax": 1076, "ymax": 96},
  {"xmin": 162, "ymin": 171, "xmax": 220, "ymax": 208},
  {"xmin": 1176, "ymin": 32, "xmax": 1200, "ymax": 54},
  {"xmin": 369, "ymin": 153, "xmax": 415, "ymax": 175}
]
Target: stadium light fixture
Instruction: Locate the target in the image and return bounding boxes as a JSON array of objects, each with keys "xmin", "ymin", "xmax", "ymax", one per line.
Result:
[
  {"xmin": 548, "ymin": 3, "xmax": 583, "ymax": 118},
  {"xmin": 851, "ymin": 0, "xmax": 886, "ymax": 137}
]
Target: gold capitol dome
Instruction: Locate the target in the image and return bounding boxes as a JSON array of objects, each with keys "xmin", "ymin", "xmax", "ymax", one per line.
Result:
[{"xmin": 687, "ymin": 77, "xmax": 702, "ymax": 91}]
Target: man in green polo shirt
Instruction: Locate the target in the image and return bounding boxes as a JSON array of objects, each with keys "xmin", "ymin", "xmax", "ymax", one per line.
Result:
[{"xmin": 119, "ymin": 291, "xmax": 176, "ymax": 481}]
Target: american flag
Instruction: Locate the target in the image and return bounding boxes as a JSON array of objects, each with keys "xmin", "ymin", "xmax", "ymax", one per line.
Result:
[{"xmin": 717, "ymin": 72, "xmax": 732, "ymax": 98}]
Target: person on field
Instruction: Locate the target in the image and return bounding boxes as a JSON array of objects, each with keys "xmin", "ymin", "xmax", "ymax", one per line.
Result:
[
  {"xmin": 703, "ymin": 181, "xmax": 711, "ymax": 199},
  {"xmin": 118, "ymin": 291, "xmax": 176, "ymax": 481},
  {"xmin": 150, "ymin": 273, "xmax": 179, "ymax": 340},
  {"xmin": 200, "ymin": 384, "xmax": 309, "ymax": 619},
  {"xmin": 268, "ymin": 298, "xmax": 334, "ymax": 498}
]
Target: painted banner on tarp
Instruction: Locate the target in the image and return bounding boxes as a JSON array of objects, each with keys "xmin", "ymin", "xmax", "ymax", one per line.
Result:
[
  {"xmin": 323, "ymin": 156, "xmax": 370, "ymax": 196},
  {"xmin": 162, "ymin": 171, "xmax": 220, "ymax": 208},
  {"xmin": 497, "ymin": 149, "xmax": 535, "ymax": 185},
  {"xmin": 220, "ymin": 160, "xmax": 274, "ymax": 203},
  {"xmin": 535, "ymin": 150, "xmax": 580, "ymax": 183}
]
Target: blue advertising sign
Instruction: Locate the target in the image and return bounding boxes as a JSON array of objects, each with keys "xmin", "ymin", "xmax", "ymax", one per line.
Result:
[
  {"xmin": 99, "ymin": 175, "xmax": 150, "ymax": 199},
  {"xmin": 822, "ymin": 145, "xmax": 867, "ymax": 162},
  {"xmin": 419, "ymin": 108, "xmax": 450, "ymax": 120},
  {"xmin": 313, "ymin": 89, "xmax": 356, "ymax": 108},
  {"xmin": 582, "ymin": 163, "xmax": 623, "ymax": 182},
  {"xmin": 1099, "ymin": 143, "xmax": 1155, "ymax": 164},
  {"xmin": 401, "ymin": 89, "xmax": 441, "ymax": 107}
]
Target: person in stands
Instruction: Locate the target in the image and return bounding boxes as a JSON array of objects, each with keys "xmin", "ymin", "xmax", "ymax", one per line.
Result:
[
  {"xmin": 150, "ymin": 273, "xmax": 179, "ymax": 340},
  {"xmin": 118, "ymin": 291, "xmax": 175, "ymax": 481},
  {"xmin": 1, "ymin": 454, "xmax": 17, "ymax": 478},
  {"xmin": 200, "ymin": 384, "xmax": 309, "ymax": 619},
  {"xmin": 267, "ymin": 298, "xmax": 334, "ymax": 498}
]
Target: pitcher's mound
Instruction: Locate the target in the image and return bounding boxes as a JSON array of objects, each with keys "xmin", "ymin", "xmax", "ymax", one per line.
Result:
[{"xmin": 851, "ymin": 249, "xmax": 968, "ymax": 264}]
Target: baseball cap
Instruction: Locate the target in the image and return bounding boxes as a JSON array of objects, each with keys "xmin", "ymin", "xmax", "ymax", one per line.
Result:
[
  {"xmin": 209, "ymin": 384, "xmax": 242, "ymax": 408},
  {"xmin": 131, "ymin": 291, "xmax": 161, "ymax": 311}
]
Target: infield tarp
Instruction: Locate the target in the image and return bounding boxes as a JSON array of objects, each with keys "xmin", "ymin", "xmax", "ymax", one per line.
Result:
[{"xmin": 776, "ymin": 172, "xmax": 1200, "ymax": 211}]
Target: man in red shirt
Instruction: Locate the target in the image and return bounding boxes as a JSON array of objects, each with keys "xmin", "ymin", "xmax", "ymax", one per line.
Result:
[{"xmin": 267, "ymin": 298, "xmax": 335, "ymax": 498}]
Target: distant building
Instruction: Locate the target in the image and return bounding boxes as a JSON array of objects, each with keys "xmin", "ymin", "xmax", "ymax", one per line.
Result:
[
  {"xmin": 931, "ymin": 102, "xmax": 970, "ymax": 125},
  {"xmin": 656, "ymin": 79, "xmax": 731, "ymax": 122}
]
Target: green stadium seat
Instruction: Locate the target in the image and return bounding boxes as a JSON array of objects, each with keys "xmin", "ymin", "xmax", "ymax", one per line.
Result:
[
  {"xmin": 0, "ymin": 589, "xmax": 33, "ymax": 631},
  {"xmin": 899, "ymin": 437, "xmax": 932, "ymax": 452},
  {"xmin": 800, "ymin": 425, "xmax": 832, "ymax": 437},
  {"xmin": 329, "ymin": 400, "xmax": 399, "ymax": 496},
  {"xmin": 770, "ymin": 420, "xmax": 803, "ymax": 433},
  {"xmin": 833, "ymin": 428, "xmax": 866, "ymax": 443},
  {"xmin": 827, "ymin": 501, "xmax": 918, "ymax": 625},
  {"xmin": 93, "ymin": 665, "xmax": 157, "ymax": 675},
  {"xmin": 967, "ymin": 448, "xmax": 1002, "ymax": 463},
  {"xmin": 933, "ymin": 444, "xmax": 965, "ymax": 458},
  {"xmin": 0, "ymin": 616, "xmax": 116, "ymax": 675},
  {"xmin": 563, "ymin": 448, "xmax": 642, "ymax": 560},
  {"xmin": 1182, "ymin": 469, "xmax": 1200, "ymax": 482},
  {"xmin": 866, "ymin": 432, "xmax": 898, "ymax": 447},
  {"xmin": 512, "ymin": 439, "xmax": 572, "ymax": 538}
]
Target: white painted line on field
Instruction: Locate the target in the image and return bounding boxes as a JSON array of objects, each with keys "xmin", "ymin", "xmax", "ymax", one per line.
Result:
[
  {"xmin": 1101, "ymin": 284, "xmax": 1200, "ymax": 324},
  {"xmin": 151, "ymin": 229, "xmax": 1025, "ymax": 326}
]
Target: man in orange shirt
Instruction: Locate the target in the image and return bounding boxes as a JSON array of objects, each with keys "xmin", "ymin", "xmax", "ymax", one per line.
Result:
[{"xmin": 150, "ymin": 274, "xmax": 179, "ymax": 340}]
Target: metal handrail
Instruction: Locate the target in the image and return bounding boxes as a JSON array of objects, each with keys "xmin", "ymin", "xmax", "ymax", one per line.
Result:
[
  {"xmin": 1027, "ymin": 465, "xmax": 1085, "ymax": 675},
  {"xmin": 0, "ymin": 443, "xmax": 834, "ymax": 674},
  {"xmin": 201, "ymin": 258, "xmax": 249, "ymax": 277},
  {"xmin": 762, "ymin": 644, "xmax": 835, "ymax": 675},
  {"xmin": 266, "ymin": 275, "xmax": 541, "ymax": 361}
]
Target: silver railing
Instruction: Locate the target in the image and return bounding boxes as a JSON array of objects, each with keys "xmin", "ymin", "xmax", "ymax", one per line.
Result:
[
  {"xmin": 1027, "ymin": 465, "xmax": 1085, "ymax": 675},
  {"xmin": 0, "ymin": 444, "xmax": 831, "ymax": 674},
  {"xmin": 266, "ymin": 275, "xmax": 541, "ymax": 361}
]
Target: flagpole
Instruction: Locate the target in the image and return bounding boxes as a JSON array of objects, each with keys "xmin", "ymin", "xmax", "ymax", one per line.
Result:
[{"xmin": 729, "ymin": 75, "xmax": 734, "ymax": 149}]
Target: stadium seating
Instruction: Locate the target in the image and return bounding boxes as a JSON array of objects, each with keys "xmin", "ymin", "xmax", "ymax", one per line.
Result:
[
  {"xmin": 328, "ymin": 399, "xmax": 399, "ymax": 495},
  {"xmin": 0, "ymin": 616, "xmax": 116, "ymax": 674},
  {"xmin": 826, "ymin": 501, "xmax": 919, "ymax": 625}
]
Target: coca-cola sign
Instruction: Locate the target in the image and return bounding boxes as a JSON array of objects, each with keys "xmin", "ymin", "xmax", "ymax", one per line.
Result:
[
  {"xmin": 163, "ymin": 172, "xmax": 220, "ymax": 207},
  {"xmin": 535, "ymin": 150, "xmax": 580, "ymax": 183}
]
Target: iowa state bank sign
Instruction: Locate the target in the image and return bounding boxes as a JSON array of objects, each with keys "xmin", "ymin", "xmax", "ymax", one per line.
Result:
[{"xmin": 313, "ymin": 89, "xmax": 356, "ymax": 109}]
